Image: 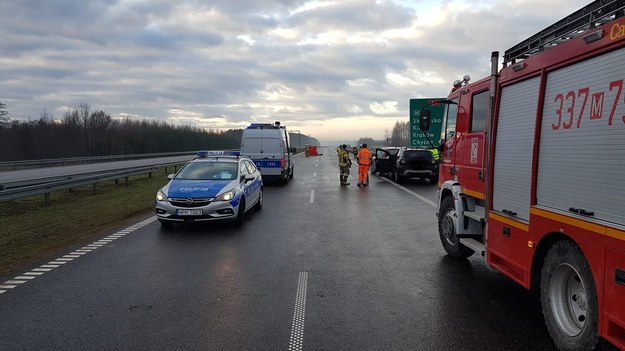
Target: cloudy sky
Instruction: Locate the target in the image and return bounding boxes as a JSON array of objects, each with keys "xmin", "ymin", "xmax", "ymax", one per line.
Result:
[{"xmin": 1, "ymin": 0, "xmax": 591, "ymax": 144}]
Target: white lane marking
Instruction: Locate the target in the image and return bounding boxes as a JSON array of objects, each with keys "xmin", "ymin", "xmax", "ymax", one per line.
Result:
[
  {"xmin": 288, "ymin": 272, "xmax": 308, "ymax": 351},
  {"xmin": 48, "ymin": 261, "xmax": 68, "ymax": 265},
  {"xmin": 313, "ymin": 172, "xmax": 316, "ymax": 177},
  {"xmin": 379, "ymin": 176, "xmax": 437, "ymax": 208},
  {"xmin": 0, "ymin": 216, "xmax": 157, "ymax": 296},
  {"xmin": 309, "ymin": 190, "xmax": 315, "ymax": 204},
  {"xmin": 4, "ymin": 280, "xmax": 27, "ymax": 285}
]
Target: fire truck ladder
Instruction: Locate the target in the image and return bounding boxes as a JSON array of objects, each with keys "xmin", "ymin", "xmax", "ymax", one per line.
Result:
[{"xmin": 503, "ymin": 0, "xmax": 625, "ymax": 66}]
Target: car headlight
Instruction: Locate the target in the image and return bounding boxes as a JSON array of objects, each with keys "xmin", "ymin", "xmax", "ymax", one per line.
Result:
[
  {"xmin": 215, "ymin": 190, "xmax": 235, "ymax": 202},
  {"xmin": 156, "ymin": 189, "xmax": 168, "ymax": 202}
]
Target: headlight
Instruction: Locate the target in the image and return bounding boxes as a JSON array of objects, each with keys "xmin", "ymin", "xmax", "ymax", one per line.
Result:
[
  {"xmin": 215, "ymin": 190, "xmax": 235, "ymax": 201},
  {"xmin": 156, "ymin": 189, "xmax": 168, "ymax": 201}
]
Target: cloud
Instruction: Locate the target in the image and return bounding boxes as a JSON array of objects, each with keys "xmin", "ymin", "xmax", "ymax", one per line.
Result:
[{"xmin": 0, "ymin": 0, "xmax": 592, "ymax": 143}]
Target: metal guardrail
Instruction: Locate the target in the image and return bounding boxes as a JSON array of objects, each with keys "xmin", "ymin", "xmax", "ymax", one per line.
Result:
[
  {"xmin": 0, "ymin": 151, "xmax": 196, "ymax": 171},
  {"xmin": 0, "ymin": 166, "xmax": 164, "ymax": 204}
]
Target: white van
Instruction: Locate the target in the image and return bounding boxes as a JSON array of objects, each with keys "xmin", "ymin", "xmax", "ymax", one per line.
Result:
[{"xmin": 240, "ymin": 121, "xmax": 294, "ymax": 184}]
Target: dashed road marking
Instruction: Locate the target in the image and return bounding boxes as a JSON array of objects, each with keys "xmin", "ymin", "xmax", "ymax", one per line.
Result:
[
  {"xmin": 309, "ymin": 190, "xmax": 315, "ymax": 204},
  {"xmin": 0, "ymin": 216, "xmax": 156, "ymax": 296},
  {"xmin": 288, "ymin": 272, "xmax": 308, "ymax": 351}
]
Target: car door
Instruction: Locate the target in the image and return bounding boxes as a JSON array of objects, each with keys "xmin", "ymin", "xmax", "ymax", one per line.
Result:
[
  {"xmin": 243, "ymin": 160, "xmax": 260, "ymax": 208},
  {"xmin": 373, "ymin": 148, "xmax": 393, "ymax": 175}
]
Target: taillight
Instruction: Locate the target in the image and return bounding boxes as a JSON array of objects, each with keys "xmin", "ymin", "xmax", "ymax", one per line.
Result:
[{"xmin": 281, "ymin": 158, "xmax": 285, "ymax": 169}]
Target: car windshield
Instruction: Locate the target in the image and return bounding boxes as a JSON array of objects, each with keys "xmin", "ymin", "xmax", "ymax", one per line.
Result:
[
  {"xmin": 388, "ymin": 149, "xmax": 400, "ymax": 156},
  {"xmin": 404, "ymin": 150, "xmax": 432, "ymax": 159},
  {"xmin": 175, "ymin": 162, "xmax": 238, "ymax": 180}
]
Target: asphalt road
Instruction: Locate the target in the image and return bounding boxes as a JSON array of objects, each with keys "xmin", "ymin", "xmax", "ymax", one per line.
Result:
[{"xmin": 0, "ymin": 147, "xmax": 557, "ymax": 350}]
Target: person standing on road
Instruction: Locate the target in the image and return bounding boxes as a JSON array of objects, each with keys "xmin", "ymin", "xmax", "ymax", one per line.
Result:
[
  {"xmin": 337, "ymin": 144, "xmax": 352, "ymax": 186},
  {"xmin": 356, "ymin": 143, "xmax": 372, "ymax": 187}
]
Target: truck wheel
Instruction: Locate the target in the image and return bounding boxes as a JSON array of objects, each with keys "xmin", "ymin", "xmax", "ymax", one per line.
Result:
[
  {"xmin": 438, "ymin": 196, "xmax": 474, "ymax": 258},
  {"xmin": 540, "ymin": 240, "xmax": 599, "ymax": 351}
]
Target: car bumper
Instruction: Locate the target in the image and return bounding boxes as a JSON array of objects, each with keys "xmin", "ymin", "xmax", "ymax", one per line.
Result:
[
  {"xmin": 155, "ymin": 200, "xmax": 238, "ymax": 223},
  {"xmin": 398, "ymin": 168, "xmax": 437, "ymax": 178}
]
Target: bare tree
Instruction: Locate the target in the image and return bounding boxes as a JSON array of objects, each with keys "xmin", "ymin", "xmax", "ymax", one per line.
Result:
[
  {"xmin": 391, "ymin": 120, "xmax": 409, "ymax": 146},
  {"xmin": 0, "ymin": 100, "xmax": 8, "ymax": 126}
]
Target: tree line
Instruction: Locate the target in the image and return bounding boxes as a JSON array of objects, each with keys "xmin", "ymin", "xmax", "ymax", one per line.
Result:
[
  {"xmin": 0, "ymin": 102, "xmax": 321, "ymax": 161},
  {"xmin": 354, "ymin": 120, "xmax": 410, "ymax": 148},
  {"xmin": 0, "ymin": 103, "xmax": 243, "ymax": 161}
]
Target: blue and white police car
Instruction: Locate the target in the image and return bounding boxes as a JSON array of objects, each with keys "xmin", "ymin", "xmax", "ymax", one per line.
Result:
[{"xmin": 155, "ymin": 151, "xmax": 263, "ymax": 226}]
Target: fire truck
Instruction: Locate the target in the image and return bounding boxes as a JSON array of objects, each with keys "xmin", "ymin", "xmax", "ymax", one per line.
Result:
[{"xmin": 418, "ymin": 1, "xmax": 625, "ymax": 350}]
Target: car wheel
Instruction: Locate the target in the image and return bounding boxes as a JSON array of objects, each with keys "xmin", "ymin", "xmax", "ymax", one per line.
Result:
[
  {"xmin": 394, "ymin": 171, "xmax": 403, "ymax": 184},
  {"xmin": 540, "ymin": 240, "xmax": 599, "ymax": 351},
  {"xmin": 235, "ymin": 197, "xmax": 246, "ymax": 226},
  {"xmin": 438, "ymin": 196, "xmax": 474, "ymax": 258},
  {"xmin": 255, "ymin": 188, "xmax": 263, "ymax": 210},
  {"xmin": 429, "ymin": 174, "xmax": 439, "ymax": 184}
]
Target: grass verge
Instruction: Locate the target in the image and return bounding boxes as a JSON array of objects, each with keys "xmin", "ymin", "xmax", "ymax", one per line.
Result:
[{"xmin": 0, "ymin": 167, "xmax": 179, "ymax": 276}]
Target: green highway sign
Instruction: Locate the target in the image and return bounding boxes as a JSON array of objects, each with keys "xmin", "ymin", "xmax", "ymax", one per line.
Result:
[{"xmin": 409, "ymin": 98, "xmax": 445, "ymax": 147}]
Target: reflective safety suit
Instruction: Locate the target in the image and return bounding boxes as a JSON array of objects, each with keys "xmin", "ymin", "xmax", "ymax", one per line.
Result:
[
  {"xmin": 356, "ymin": 147, "xmax": 372, "ymax": 186},
  {"xmin": 337, "ymin": 147, "xmax": 351, "ymax": 185}
]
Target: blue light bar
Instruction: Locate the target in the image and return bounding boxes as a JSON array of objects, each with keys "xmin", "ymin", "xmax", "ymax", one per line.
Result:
[{"xmin": 197, "ymin": 150, "xmax": 241, "ymax": 157}]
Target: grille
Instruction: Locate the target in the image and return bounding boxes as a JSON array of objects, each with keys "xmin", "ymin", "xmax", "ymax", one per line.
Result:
[{"xmin": 169, "ymin": 198, "xmax": 213, "ymax": 208}]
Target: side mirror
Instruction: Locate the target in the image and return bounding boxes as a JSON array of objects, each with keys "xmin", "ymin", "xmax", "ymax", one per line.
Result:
[
  {"xmin": 244, "ymin": 174, "xmax": 255, "ymax": 182},
  {"xmin": 167, "ymin": 174, "xmax": 175, "ymax": 180},
  {"xmin": 419, "ymin": 109, "xmax": 431, "ymax": 131}
]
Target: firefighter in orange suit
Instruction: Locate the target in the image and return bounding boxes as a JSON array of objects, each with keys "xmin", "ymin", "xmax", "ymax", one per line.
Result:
[
  {"xmin": 356, "ymin": 143, "xmax": 372, "ymax": 187},
  {"xmin": 337, "ymin": 144, "xmax": 351, "ymax": 185}
]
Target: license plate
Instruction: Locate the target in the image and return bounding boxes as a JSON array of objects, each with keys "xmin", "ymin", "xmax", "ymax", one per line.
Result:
[{"xmin": 176, "ymin": 209, "xmax": 203, "ymax": 216}]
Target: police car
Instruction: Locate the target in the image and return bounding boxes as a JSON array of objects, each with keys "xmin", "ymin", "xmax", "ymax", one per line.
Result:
[{"xmin": 155, "ymin": 151, "xmax": 263, "ymax": 226}]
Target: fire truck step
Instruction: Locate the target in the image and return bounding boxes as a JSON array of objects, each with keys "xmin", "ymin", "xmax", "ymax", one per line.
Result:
[
  {"xmin": 463, "ymin": 205, "xmax": 485, "ymax": 225},
  {"xmin": 459, "ymin": 238, "xmax": 485, "ymax": 256}
]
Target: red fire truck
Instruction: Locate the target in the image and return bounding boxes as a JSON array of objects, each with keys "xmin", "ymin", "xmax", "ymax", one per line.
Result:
[{"xmin": 419, "ymin": 1, "xmax": 625, "ymax": 350}]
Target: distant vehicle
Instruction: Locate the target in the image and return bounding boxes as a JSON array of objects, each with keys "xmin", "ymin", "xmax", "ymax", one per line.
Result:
[
  {"xmin": 240, "ymin": 121, "xmax": 294, "ymax": 184},
  {"xmin": 391, "ymin": 148, "xmax": 438, "ymax": 184},
  {"xmin": 305, "ymin": 145, "xmax": 321, "ymax": 156},
  {"xmin": 370, "ymin": 147, "xmax": 402, "ymax": 176},
  {"xmin": 155, "ymin": 151, "xmax": 263, "ymax": 227}
]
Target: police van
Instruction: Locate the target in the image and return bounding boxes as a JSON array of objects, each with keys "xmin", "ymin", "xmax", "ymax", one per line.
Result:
[{"xmin": 240, "ymin": 121, "xmax": 294, "ymax": 184}]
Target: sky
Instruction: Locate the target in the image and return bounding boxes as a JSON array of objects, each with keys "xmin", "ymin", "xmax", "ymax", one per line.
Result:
[{"xmin": 1, "ymin": 0, "xmax": 592, "ymax": 144}]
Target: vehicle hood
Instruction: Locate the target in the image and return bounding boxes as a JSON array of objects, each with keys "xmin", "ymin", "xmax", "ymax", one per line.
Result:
[{"xmin": 163, "ymin": 179, "xmax": 236, "ymax": 198}]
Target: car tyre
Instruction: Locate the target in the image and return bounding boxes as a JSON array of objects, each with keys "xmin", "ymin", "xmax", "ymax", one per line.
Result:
[
  {"xmin": 540, "ymin": 240, "xmax": 599, "ymax": 351},
  {"xmin": 255, "ymin": 188, "xmax": 263, "ymax": 210},
  {"xmin": 394, "ymin": 171, "xmax": 404, "ymax": 184},
  {"xmin": 438, "ymin": 196, "xmax": 474, "ymax": 258},
  {"xmin": 235, "ymin": 197, "xmax": 246, "ymax": 226}
]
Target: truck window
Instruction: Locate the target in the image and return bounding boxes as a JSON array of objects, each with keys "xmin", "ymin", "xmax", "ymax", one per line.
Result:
[
  {"xmin": 443, "ymin": 98, "xmax": 458, "ymax": 140},
  {"xmin": 470, "ymin": 91, "xmax": 488, "ymax": 132}
]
